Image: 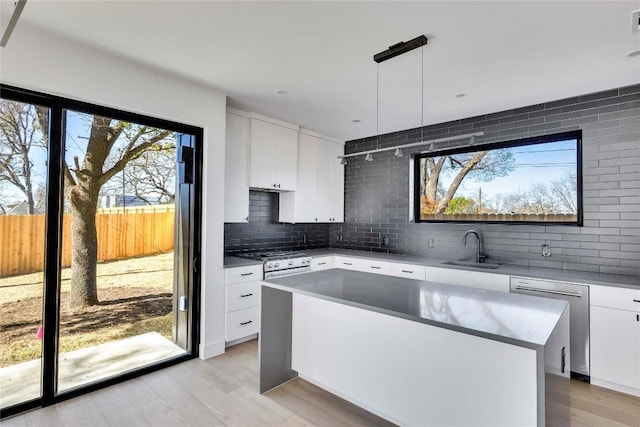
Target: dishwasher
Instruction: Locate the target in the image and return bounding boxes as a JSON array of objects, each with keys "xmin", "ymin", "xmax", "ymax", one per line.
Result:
[{"xmin": 510, "ymin": 277, "xmax": 590, "ymax": 381}]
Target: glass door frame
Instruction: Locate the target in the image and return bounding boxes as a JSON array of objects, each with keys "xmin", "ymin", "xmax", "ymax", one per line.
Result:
[{"xmin": 0, "ymin": 84, "xmax": 203, "ymax": 419}]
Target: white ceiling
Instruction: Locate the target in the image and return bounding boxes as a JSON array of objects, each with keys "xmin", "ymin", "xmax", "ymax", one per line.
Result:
[{"xmin": 2, "ymin": 1, "xmax": 639, "ymax": 141}]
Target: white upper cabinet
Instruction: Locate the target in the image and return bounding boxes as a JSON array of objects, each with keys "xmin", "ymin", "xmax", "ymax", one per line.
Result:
[
  {"xmin": 280, "ymin": 129, "xmax": 344, "ymax": 223},
  {"xmin": 249, "ymin": 115, "xmax": 299, "ymax": 191},
  {"xmin": 224, "ymin": 110, "xmax": 250, "ymax": 223}
]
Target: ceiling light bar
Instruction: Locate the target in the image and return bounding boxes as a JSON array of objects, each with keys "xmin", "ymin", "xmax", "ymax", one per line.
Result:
[
  {"xmin": 1, "ymin": 0, "xmax": 27, "ymax": 48},
  {"xmin": 337, "ymin": 131, "xmax": 484, "ymax": 161},
  {"xmin": 373, "ymin": 35, "xmax": 428, "ymax": 63}
]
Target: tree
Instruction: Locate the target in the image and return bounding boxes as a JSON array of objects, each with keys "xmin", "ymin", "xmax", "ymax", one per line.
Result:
[
  {"xmin": 550, "ymin": 169, "xmax": 577, "ymax": 213},
  {"xmin": 0, "ymin": 101, "xmax": 47, "ymax": 214},
  {"xmin": 420, "ymin": 148, "xmax": 515, "ymax": 214},
  {"xmin": 487, "ymin": 169, "xmax": 578, "ymax": 215},
  {"xmin": 123, "ymin": 142, "xmax": 176, "ymax": 205},
  {"xmin": 443, "ymin": 196, "xmax": 477, "ymax": 215},
  {"xmin": 63, "ymin": 116, "xmax": 172, "ymax": 306}
]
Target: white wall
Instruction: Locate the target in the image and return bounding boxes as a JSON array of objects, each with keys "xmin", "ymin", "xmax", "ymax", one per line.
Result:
[{"xmin": 0, "ymin": 27, "xmax": 228, "ymax": 359}]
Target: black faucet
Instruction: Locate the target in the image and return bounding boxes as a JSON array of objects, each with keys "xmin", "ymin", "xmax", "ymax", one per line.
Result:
[{"xmin": 462, "ymin": 230, "xmax": 486, "ymax": 263}]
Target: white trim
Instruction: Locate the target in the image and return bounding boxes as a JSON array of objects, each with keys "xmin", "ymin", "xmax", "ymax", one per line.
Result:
[
  {"xmin": 248, "ymin": 112, "xmax": 299, "ymax": 131},
  {"xmin": 226, "ymin": 107, "xmax": 250, "ymax": 118},
  {"xmin": 299, "ymin": 128, "xmax": 344, "ymax": 145},
  {"xmin": 199, "ymin": 339, "xmax": 225, "ymax": 360}
]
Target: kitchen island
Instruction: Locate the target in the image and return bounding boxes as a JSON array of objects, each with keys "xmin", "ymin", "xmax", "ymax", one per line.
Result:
[{"xmin": 260, "ymin": 269, "xmax": 570, "ymax": 427}]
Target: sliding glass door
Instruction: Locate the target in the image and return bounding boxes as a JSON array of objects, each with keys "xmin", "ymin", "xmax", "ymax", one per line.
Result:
[
  {"xmin": 0, "ymin": 99, "xmax": 50, "ymax": 409},
  {"xmin": 0, "ymin": 86, "xmax": 201, "ymax": 416}
]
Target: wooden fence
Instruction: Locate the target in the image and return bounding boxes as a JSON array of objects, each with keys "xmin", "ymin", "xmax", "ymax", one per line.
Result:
[{"xmin": 0, "ymin": 205, "xmax": 175, "ymax": 277}]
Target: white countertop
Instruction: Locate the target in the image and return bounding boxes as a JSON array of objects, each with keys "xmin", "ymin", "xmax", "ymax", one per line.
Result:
[{"xmin": 264, "ymin": 269, "xmax": 568, "ymax": 349}]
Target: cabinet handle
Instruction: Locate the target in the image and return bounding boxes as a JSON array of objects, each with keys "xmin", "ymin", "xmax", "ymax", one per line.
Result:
[
  {"xmin": 240, "ymin": 320, "xmax": 253, "ymax": 326},
  {"xmin": 513, "ymin": 285, "xmax": 582, "ymax": 298},
  {"xmin": 240, "ymin": 272, "xmax": 254, "ymax": 277},
  {"xmin": 370, "ymin": 266, "xmax": 381, "ymax": 270},
  {"xmin": 561, "ymin": 346, "xmax": 566, "ymax": 374},
  {"xmin": 637, "ymin": 314, "xmax": 639, "ymax": 322},
  {"xmin": 277, "ymin": 183, "xmax": 281, "ymax": 188},
  {"xmin": 633, "ymin": 299, "xmax": 640, "ymax": 303},
  {"xmin": 240, "ymin": 293, "xmax": 253, "ymax": 298},
  {"xmin": 343, "ymin": 262, "xmax": 352, "ymax": 266},
  {"xmin": 318, "ymin": 262, "xmax": 327, "ymax": 265},
  {"xmin": 244, "ymin": 216, "xmax": 249, "ymax": 221},
  {"xmin": 315, "ymin": 217, "xmax": 318, "ymax": 221},
  {"xmin": 401, "ymin": 270, "xmax": 414, "ymax": 274}
]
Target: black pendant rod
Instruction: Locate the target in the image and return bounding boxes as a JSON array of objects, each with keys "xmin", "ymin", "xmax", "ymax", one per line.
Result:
[{"xmin": 373, "ymin": 35, "xmax": 428, "ymax": 63}]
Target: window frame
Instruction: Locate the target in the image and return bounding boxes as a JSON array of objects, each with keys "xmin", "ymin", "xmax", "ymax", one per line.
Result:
[
  {"xmin": 412, "ymin": 130, "xmax": 583, "ymax": 226},
  {"xmin": 0, "ymin": 83, "xmax": 204, "ymax": 418}
]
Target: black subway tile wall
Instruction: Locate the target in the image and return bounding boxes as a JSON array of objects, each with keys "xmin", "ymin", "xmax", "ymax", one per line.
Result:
[
  {"xmin": 330, "ymin": 84, "xmax": 640, "ymax": 276},
  {"xmin": 224, "ymin": 191, "xmax": 330, "ymax": 254}
]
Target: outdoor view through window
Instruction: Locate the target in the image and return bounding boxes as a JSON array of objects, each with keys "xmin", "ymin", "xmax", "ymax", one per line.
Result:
[{"xmin": 416, "ymin": 133, "xmax": 581, "ymax": 224}]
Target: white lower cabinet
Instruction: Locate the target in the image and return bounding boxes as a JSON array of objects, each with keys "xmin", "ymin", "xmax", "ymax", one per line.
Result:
[
  {"xmin": 226, "ymin": 306, "xmax": 260, "ymax": 342},
  {"xmin": 590, "ymin": 285, "xmax": 640, "ymax": 397},
  {"xmin": 392, "ymin": 263, "xmax": 426, "ymax": 281},
  {"xmin": 311, "ymin": 256, "xmax": 334, "ymax": 272},
  {"xmin": 425, "ymin": 266, "xmax": 510, "ymax": 292},
  {"xmin": 361, "ymin": 259, "xmax": 393, "ymax": 275},
  {"xmin": 334, "ymin": 256, "xmax": 363, "ymax": 271},
  {"xmin": 225, "ymin": 265, "xmax": 263, "ymax": 342}
]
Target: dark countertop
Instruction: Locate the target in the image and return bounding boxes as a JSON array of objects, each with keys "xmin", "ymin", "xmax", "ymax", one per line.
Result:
[
  {"xmin": 264, "ymin": 269, "xmax": 568, "ymax": 349},
  {"xmin": 224, "ymin": 248, "xmax": 639, "ymax": 289},
  {"xmin": 223, "ymin": 256, "xmax": 263, "ymax": 268}
]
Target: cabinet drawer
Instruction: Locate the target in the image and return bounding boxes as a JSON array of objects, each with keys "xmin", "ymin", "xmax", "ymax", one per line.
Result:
[
  {"xmin": 361, "ymin": 259, "xmax": 393, "ymax": 275},
  {"xmin": 591, "ymin": 285, "xmax": 640, "ymax": 312},
  {"xmin": 225, "ymin": 264, "xmax": 263, "ymax": 285},
  {"xmin": 226, "ymin": 281, "xmax": 261, "ymax": 312},
  {"xmin": 334, "ymin": 256, "xmax": 362, "ymax": 271},
  {"xmin": 226, "ymin": 306, "xmax": 260, "ymax": 341},
  {"xmin": 311, "ymin": 256, "xmax": 334, "ymax": 271},
  {"xmin": 392, "ymin": 263, "xmax": 426, "ymax": 281}
]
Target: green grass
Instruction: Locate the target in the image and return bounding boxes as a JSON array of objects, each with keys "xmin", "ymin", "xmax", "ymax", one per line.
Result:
[{"xmin": 0, "ymin": 253, "xmax": 174, "ymax": 367}]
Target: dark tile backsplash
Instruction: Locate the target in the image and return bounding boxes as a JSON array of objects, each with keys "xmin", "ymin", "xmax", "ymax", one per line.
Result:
[
  {"xmin": 330, "ymin": 84, "xmax": 640, "ymax": 276},
  {"xmin": 224, "ymin": 191, "xmax": 331, "ymax": 254}
]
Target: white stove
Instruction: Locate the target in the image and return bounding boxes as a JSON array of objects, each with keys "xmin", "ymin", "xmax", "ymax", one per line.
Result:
[{"xmin": 235, "ymin": 251, "xmax": 312, "ymax": 279}]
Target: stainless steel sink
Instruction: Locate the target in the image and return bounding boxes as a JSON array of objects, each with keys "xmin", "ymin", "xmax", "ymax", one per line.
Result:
[{"xmin": 442, "ymin": 260, "xmax": 502, "ymax": 269}]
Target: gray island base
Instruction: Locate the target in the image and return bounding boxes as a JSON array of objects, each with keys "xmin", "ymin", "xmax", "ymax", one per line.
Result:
[{"xmin": 260, "ymin": 269, "xmax": 570, "ymax": 427}]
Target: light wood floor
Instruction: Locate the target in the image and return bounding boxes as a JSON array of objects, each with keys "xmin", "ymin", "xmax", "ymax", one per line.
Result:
[{"xmin": 2, "ymin": 339, "xmax": 639, "ymax": 427}]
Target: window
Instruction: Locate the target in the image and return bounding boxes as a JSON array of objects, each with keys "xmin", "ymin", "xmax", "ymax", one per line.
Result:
[{"xmin": 414, "ymin": 131, "xmax": 582, "ymax": 225}]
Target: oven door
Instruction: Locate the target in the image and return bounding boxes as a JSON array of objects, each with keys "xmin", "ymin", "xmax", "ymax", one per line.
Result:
[{"xmin": 264, "ymin": 266, "xmax": 311, "ymax": 279}]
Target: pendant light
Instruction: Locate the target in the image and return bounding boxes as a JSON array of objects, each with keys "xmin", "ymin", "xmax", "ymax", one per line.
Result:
[{"xmin": 336, "ymin": 35, "xmax": 483, "ymax": 164}]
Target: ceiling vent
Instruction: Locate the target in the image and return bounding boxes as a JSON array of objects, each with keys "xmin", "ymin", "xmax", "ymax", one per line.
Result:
[{"xmin": 633, "ymin": 9, "xmax": 640, "ymax": 33}]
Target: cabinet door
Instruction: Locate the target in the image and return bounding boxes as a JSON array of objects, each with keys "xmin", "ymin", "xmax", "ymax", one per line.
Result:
[
  {"xmin": 425, "ymin": 266, "xmax": 509, "ymax": 292},
  {"xmin": 316, "ymin": 138, "xmax": 334, "ymax": 222},
  {"xmin": 249, "ymin": 119, "xmax": 277, "ymax": 189},
  {"xmin": 392, "ymin": 263, "xmax": 426, "ymax": 281},
  {"xmin": 296, "ymin": 133, "xmax": 319, "ymax": 221},
  {"xmin": 330, "ymin": 142, "xmax": 345, "ymax": 222},
  {"xmin": 361, "ymin": 259, "xmax": 393, "ymax": 275},
  {"xmin": 226, "ymin": 306, "xmax": 260, "ymax": 341},
  {"xmin": 311, "ymin": 256, "xmax": 334, "ymax": 271},
  {"xmin": 224, "ymin": 113, "xmax": 250, "ymax": 222},
  {"xmin": 334, "ymin": 256, "xmax": 362, "ymax": 271},
  {"xmin": 591, "ymin": 305, "xmax": 640, "ymax": 396},
  {"xmin": 274, "ymin": 125, "xmax": 298, "ymax": 191}
]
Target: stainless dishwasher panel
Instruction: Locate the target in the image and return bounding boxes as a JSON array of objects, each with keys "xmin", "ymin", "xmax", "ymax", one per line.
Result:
[{"xmin": 510, "ymin": 277, "xmax": 590, "ymax": 379}]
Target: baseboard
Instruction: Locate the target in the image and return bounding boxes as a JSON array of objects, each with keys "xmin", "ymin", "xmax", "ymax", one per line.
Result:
[
  {"xmin": 199, "ymin": 339, "xmax": 225, "ymax": 360},
  {"xmin": 591, "ymin": 377, "xmax": 640, "ymax": 397},
  {"xmin": 225, "ymin": 334, "xmax": 258, "ymax": 348}
]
